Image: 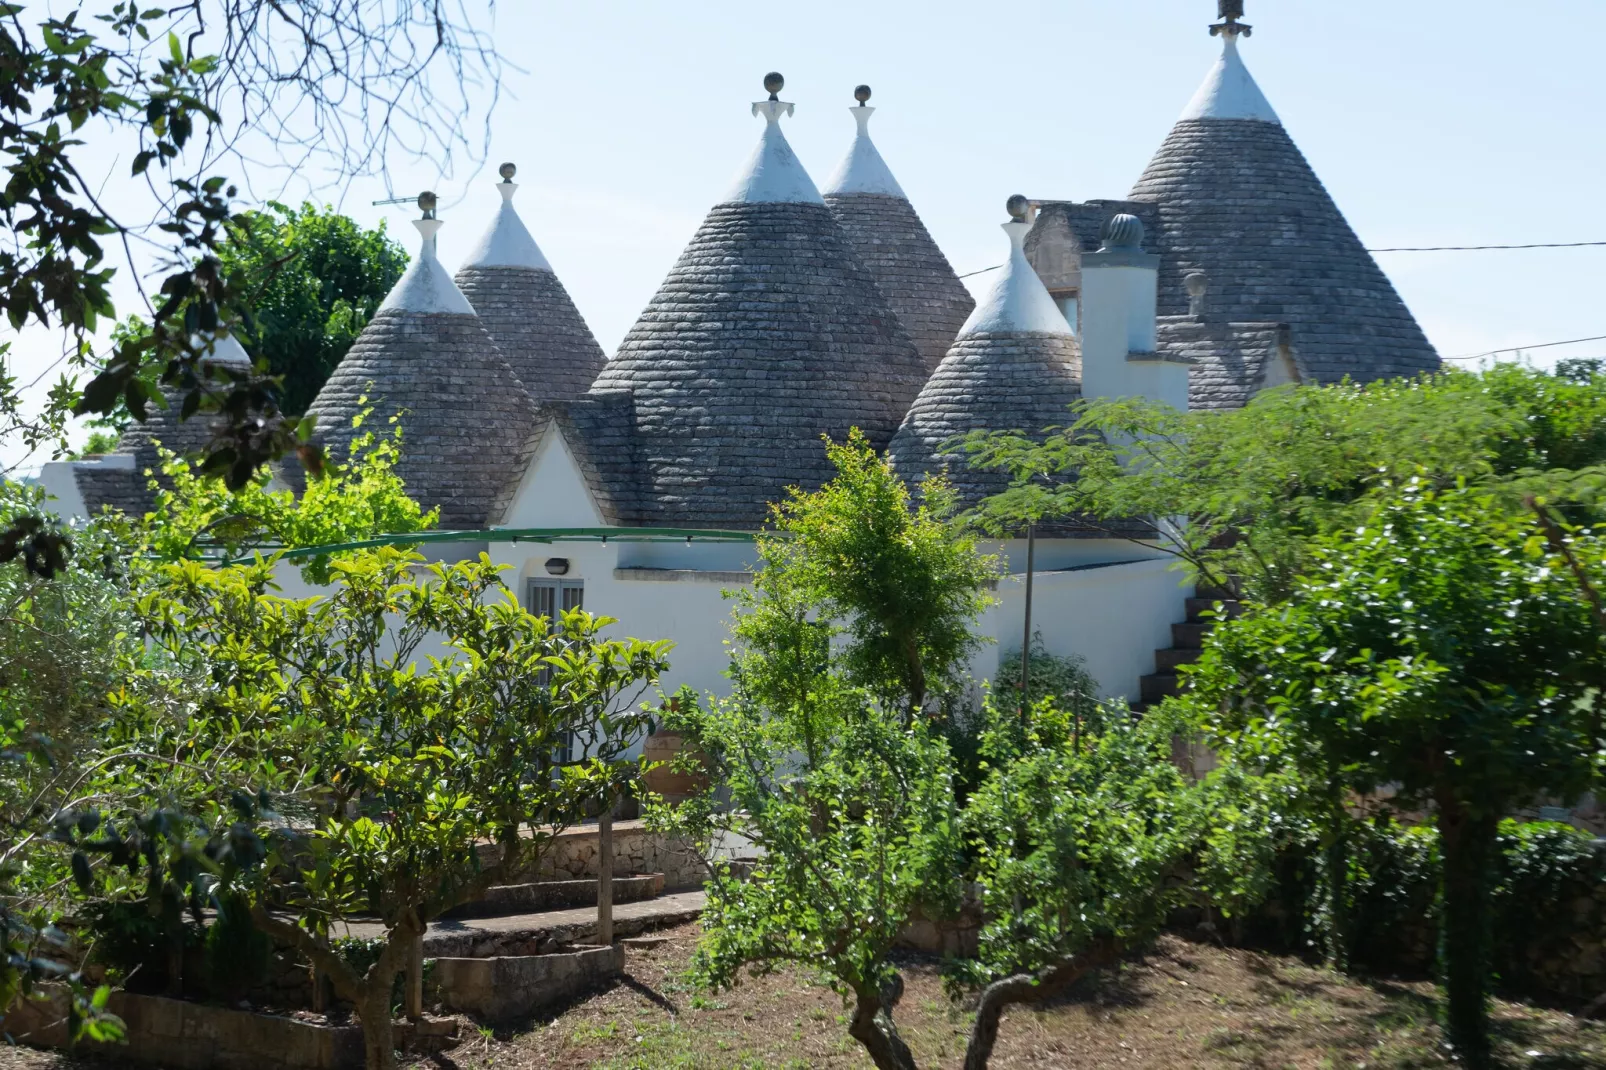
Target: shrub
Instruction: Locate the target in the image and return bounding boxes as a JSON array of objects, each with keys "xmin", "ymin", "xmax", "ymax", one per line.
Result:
[{"xmin": 1252, "ymin": 817, "xmax": 1606, "ymax": 1002}]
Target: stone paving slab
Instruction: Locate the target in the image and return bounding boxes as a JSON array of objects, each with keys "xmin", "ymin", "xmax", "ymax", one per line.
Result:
[{"xmin": 334, "ymin": 890, "xmax": 706, "ymax": 959}]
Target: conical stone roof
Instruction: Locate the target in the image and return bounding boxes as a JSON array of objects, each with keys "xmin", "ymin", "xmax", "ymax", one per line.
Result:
[
  {"xmin": 453, "ymin": 170, "xmax": 606, "ymax": 401},
  {"xmin": 301, "ymin": 216, "xmax": 539, "ymax": 528},
  {"xmin": 823, "ymin": 92, "xmax": 974, "ymax": 373},
  {"xmin": 588, "ymin": 79, "xmax": 927, "ymax": 529},
  {"xmin": 1128, "ymin": 26, "xmax": 1438, "ymax": 391},
  {"xmin": 80, "ymin": 333, "xmax": 256, "ymax": 516},
  {"xmin": 888, "ymin": 206, "xmax": 1099, "ymax": 535}
]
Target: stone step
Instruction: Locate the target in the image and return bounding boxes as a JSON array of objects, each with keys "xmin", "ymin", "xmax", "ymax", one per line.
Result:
[
  {"xmin": 1171, "ymin": 621, "xmax": 1214, "ymax": 649},
  {"xmin": 1185, "ymin": 597, "xmax": 1243, "ymax": 623},
  {"xmin": 1140, "ymin": 673, "xmax": 1181, "ymax": 704},
  {"xmin": 1155, "ymin": 646, "xmax": 1202, "ymax": 672},
  {"xmin": 443, "ymin": 873, "xmax": 664, "ymax": 919},
  {"xmin": 1194, "ymin": 583, "xmax": 1238, "ymax": 601},
  {"xmin": 336, "ymin": 890, "xmax": 707, "ymax": 960}
]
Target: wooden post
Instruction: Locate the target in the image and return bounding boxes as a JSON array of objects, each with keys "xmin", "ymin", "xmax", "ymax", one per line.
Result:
[
  {"xmin": 404, "ymin": 930, "xmax": 424, "ymax": 1020},
  {"xmin": 597, "ymin": 801, "xmax": 615, "ymax": 945}
]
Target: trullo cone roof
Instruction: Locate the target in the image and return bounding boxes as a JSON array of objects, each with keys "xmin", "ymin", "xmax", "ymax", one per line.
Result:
[
  {"xmin": 888, "ymin": 214, "xmax": 1097, "ymax": 535},
  {"xmin": 453, "ymin": 177, "xmax": 606, "ymax": 401},
  {"xmin": 823, "ymin": 100, "xmax": 974, "ymax": 373},
  {"xmin": 1130, "ymin": 30, "xmax": 1438, "ymax": 399},
  {"xmin": 301, "ymin": 217, "xmax": 539, "ymax": 528},
  {"xmin": 78, "ymin": 333, "xmax": 256, "ymax": 516},
  {"xmin": 587, "ymin": 88, "xmax": 927, "ymax": 529}
]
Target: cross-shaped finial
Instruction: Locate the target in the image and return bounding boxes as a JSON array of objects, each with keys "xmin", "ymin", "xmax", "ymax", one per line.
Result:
[{"xmin": 1210, "ymin": 0, "xmax": 1251, "ymax": 38}]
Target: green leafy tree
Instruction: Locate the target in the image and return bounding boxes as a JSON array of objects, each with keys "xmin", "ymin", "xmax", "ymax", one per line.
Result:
[
  {"xmin": 230, "ymin": 202, "xmax": 408, "ymax": 416},
  {"xmin": 744, "ymin": 428, "xmax": 998, "ymax": 719},
  {"xmin": 73, "ymin": 549, "xmax": 669, "ymax": 1070},
  {"xmin": 0, "ymin": 1, "xmax": 501, "ymax": 572},
  {"xmin": 138, "ymin": 404, "xmax": 437, "ymax": 583},
  {"xmin": 103, "ymin": 204, "xmax": 408, "ymax": 423},
  {"xmin": 651, "ymin": 434, "xmax": 1001, "ymax": 1070},
  {"xmin": 656, "ymin": 687, "xmax": 959, "ymax": 1070},
  {"xmin": 1172, "ymin": 481, "xmax": 1606, "ymax": 1066},
  {"xmin": 953, "ymin": 697, "xmax": 1208, "ymax": 1069},
  {"xmin": 960, "ymin": 366, "xmax": 1606, "ymax": 603}
]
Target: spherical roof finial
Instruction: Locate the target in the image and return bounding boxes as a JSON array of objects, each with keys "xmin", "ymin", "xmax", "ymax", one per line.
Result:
[
  {"xmin": 763, "ymin": 72, "xmax": 784, "ymax": 100},
  {"xmin": 498, "ymin": 162, "xmax": 517, "ymax": 182},
  {"xmin": 1006, "ymin": 194, "xmax": 1031, "ymax": 223},
  {"xmin": 417, "ymin": 190, "xmax": 438, "ymax": 218},
  {"xmin": 1184, "ymin": 271, "xmax": 1209, "ymax": 298},
  {"xmin": 1102, "ymin": 213, "xmax": 1145, "ymax": 251},
  {"xmin": 854, "ymin": 84, "xmax": 872, "ymax": 105}
]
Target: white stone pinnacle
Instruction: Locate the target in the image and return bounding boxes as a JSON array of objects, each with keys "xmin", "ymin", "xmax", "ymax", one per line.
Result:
[
  {"xmin": 959, "ymin": 219, "xmax": 1073, "ymax": 337},
  {"xmin": 379, "ymin": 217, "xmax": 478, "ymax": 315},
  {"xmin": 723, "ymin": 98, "xmax": 825, "ymax": 205},
  {"xmin": 1179, "ymin": 33, "xmax": 1280, "ymax": 124},
  {"xmin": 461, "ymin": 181, "xmax": 554, "ymax": 272},
  {"xmin": 823, "ymin": 106, "xmax": 907, "ymax": 198}
]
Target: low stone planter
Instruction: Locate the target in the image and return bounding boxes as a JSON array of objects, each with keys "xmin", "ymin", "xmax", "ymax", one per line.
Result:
[
  {"xmin": 432, "ymin": 944, "xmax": 624, "ymax": 1022},
  {"xmin": 4, "ymin": 986, "xmax": 364, "ymax": 1070},
  {"xmin": 443, "ymin": 872, "xmax": 664, "ymax": 918}
]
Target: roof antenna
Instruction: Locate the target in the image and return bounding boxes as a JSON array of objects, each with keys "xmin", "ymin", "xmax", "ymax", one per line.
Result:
[{"xmin": 1210, "ymin": 0, "xmax": 1251, "ymax": 38}]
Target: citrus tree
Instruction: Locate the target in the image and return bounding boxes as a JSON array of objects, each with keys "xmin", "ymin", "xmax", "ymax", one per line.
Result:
[
  {"xmin": 953, "ymin": 695, "xmax": 1210, "ymax": 1068},
  {"xmin": 77, "ymin": 548, "xmax": 669, "ymax": 1070}
]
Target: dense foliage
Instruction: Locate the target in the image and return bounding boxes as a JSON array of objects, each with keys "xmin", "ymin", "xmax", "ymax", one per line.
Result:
[
  {"xmin": 743, "ymin": 429, "xmax": 998, "ymax": 718},
  {"xmin": 66, "ymin": 548, "xmax": 669, "ymax": 1070},
  {"xmin": 1171, "ymin": 481, "xmax": 1606, "ymax": 1065},
  {"xmin": 1248, "ymin": 817, "xmax": 1606, "ymax": 1001},
  {"xmin": 90, "ymin": 204, "xmax": 408, "ymax": 428},
  {"xmin": 962, "ymin": 365, "xmax": 1606, "ymax": 602},
  {"xmin": 953, "ymin": 697, "xmax": 1207, "ymax": 1069},
  {"xmin": 138, "ymin": 405, "xmax": 437, "ymax": 583},
  {"xmin": 652, "ymin": 435, "xmax": 1224, "ymax": 1070}
]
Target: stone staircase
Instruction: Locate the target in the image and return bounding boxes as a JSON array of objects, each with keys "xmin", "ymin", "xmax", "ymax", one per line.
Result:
[{"xmin": 1136, "ymin": 584, "xmax": 1241, "ymax": 711}]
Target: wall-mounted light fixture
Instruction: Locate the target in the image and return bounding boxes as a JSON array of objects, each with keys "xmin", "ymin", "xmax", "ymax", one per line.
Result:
[{"xmin": 544, "ymin": 557, "xmax": 571, "ymax": 576}]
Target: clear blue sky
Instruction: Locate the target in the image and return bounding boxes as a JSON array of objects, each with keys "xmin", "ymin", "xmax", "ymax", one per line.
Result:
[{"xmin": 7, "ymin": 0, "xmax": 1605, "ymax": 473}]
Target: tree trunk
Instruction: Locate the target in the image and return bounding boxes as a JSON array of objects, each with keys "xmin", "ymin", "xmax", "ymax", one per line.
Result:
[
  {"xmin": 355, "ymin": 989, "xmax": 398, "ymax": 1070},
  {"xmin": 403, "ymin": 930, "xmax": 424, "ymax": 1020},
  {"xmin": 1435, "ymin": 785, "xmax": 1498, "ymax": 1070},
  {"xmin": 847, "ymin": 986, "xmax": 919, "ymax": 1070},
  {"xmin": 1322, "ymin": 795, "xmax": 1351, "ymax": 971},
  {"xmin": 248, "ymin": 904, "xmax": 406, "ymax": 1070},
  {"xmin": 963, "ymin": 939, "xmax": 1120, "ymax": 1070}
]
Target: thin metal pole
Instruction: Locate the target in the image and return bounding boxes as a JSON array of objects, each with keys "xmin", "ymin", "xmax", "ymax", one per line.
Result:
[{"xmin": 1019, "ymin": 521, "xmax": 1036, "ymax": 726}]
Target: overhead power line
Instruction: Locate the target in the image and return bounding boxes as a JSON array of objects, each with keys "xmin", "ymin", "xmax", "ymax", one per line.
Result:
[
  {"xmin": 1370, "ymin": 240, "xmax": 1606, "ymax": 252},
  {"xmin": 1444, "ymin": 334, "xmax": 1606, "ymax": 362},
  {"xmin": 956, "ymin": 239, "xmax": 1606, "ymax": 279}
]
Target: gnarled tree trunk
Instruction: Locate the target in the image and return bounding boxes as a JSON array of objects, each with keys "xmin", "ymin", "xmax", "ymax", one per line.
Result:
[
  {"xmin": 848, "ymin": 975, "xmax": 918, "ymax": 1070},
  {"xmin": 963, "ymin": 938, "xmax": 1121, "ymax": 1070}
]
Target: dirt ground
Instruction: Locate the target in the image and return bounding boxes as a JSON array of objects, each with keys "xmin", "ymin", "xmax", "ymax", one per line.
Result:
[{"xmin": 3, "ymin": 923, "xmax": 1603, "ymax": 1069}]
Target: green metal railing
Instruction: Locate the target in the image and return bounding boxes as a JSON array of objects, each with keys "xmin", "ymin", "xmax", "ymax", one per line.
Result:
[{"xmin": 202, "ymin": 527, "xmax": 757, "ymax": 567}]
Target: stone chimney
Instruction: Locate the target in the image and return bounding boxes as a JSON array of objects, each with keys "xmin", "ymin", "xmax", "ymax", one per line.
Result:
[{"xmin": 1080, "ymin": 213, "xmax": 1190, "ymax": 411}]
